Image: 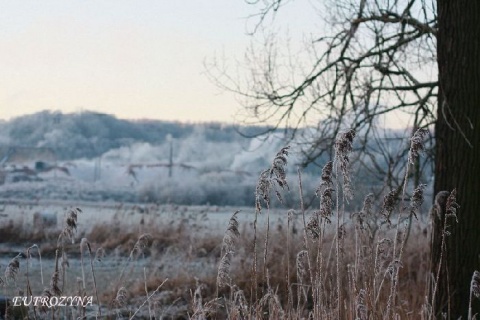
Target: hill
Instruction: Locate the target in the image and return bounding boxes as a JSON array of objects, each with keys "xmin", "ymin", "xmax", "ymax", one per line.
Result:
[{"xmin": 0, "ymin": 110, "xmax": 269, "ymax": 160}]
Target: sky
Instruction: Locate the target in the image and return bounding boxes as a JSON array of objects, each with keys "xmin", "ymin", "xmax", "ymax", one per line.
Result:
[{"xmin": 0, "ymin": 1, "xmax": 318, "ymax": 124}]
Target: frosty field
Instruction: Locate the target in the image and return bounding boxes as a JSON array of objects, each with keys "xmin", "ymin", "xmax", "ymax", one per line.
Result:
[
  {"xmin": 0, "ymin": 196, "xmax": 432, "ymax": 319},
  {"xmin": 0, "ymin": 199, "xmax": 303, "ymax": 319}
]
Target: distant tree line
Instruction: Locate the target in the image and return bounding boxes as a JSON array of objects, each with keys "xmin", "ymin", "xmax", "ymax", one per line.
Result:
[{"xmin": 0, "ymin": 111, "xmax": 269, "ymax": 160}]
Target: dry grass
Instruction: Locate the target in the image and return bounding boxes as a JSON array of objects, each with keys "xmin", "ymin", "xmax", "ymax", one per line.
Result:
[
  {"xmin": 0, "ymin": 203, "xmax": 433, "ymax": 319},
  {"xmin": 0, "ymin": 128, "xmax": 476, "ymax": 319}
]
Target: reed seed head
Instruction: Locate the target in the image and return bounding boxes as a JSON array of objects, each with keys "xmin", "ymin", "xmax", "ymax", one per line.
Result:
[
  {"xmin": 334, "ymin": 129, "xmax": 356, "ymax": 200},
  {"xmin": 410, "ymin": 184, "xmax": 427, "ymax": 220},
  {"xmin": 223, "ymin": 211, "xmax": 240, "ymax": 253},
  {"xmin": 270, "ymin": 146, "xmax": 290, "ymax": 191},
  {"xmin": 217, "ymin": 211, "xmax": 241, "ymax": 288},
  {"xmin": 60, "ymin": 208, "xmax": 81, "ymax": 244},
  {"xmin": 319, "ymin": 187, "xmax": 335, "ymax": 221},
  {"xmin": 381, "ymin": 189, "xmax": 397, "ymax": 225},
  {"xmin": 445, "ymin": 188, "xmax": 460, "ymax": 223},
  {"xmin": 4, "ymin": 254, "xmax": 20, "ymax": 284},
  {"xmin": 317, "ymin": 161, "xmax": 334, "ymax": 194},
  {"xmin": 306, "ymin": 215, "xmax": 320, "ymax": 240},
  {"xmin": 255, "ymin": 169, "xmax": 272, "ymax": 213},
  {"xmin": 255, "ymin": 146, "xmax": 291, "ymax": 212},
  {"xmin": 296, "ymin": 250, "xmax": 309, "ymax": 284},
  {"xmin": 335, "ymin": 129, "xmax": 356, "ymax": 156},
  {"xmin": 408, "ymin": 128, "xmax": 429, "ymax": 164},
  {"xmin": 217, "ymin": 251, "xmax": 233, "ymax": 288}
]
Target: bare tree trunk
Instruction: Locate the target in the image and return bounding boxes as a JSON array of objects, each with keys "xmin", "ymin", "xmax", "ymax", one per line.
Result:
[{"xmin": 433, "ymin": 0, "xmax": 480, "ymax": 318}]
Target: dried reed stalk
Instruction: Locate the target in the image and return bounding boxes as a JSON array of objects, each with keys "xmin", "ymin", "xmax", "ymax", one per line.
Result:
[
  {"xmin": 334, "ymin": 129, "xmax": 356, "ymax": 319},
  {"xmin": 129, "ymin": 278, "xmax": 168, "ymax": 320},
  {"xmin": 4, "ymin": 253, "xmax": 21, "ymax": 285},
  {"xmin": 217, "ymin": 211, "xmax": 240, "ymax": 289},
  {"xmin": 116, "ymin": 233, "xmax": 152, "ymax": 290}
]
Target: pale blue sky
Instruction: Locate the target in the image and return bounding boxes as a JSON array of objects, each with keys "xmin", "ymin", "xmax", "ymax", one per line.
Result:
[{"xmin": 0, "ymin": 1, "xmax": 318, "ymax": 123}]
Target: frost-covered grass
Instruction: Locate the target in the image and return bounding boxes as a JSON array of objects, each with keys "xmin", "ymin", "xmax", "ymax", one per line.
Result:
[
  {"xmin": 0, "ymin": 201, "xmax": 305, "ymax": 318},
  {"xmin": 0, "ymin": 199, "xmax": 432, "ymax": 319},
  {"xmin": 1, "ymin": 129, "xmax": 462, "ymax": 319}
]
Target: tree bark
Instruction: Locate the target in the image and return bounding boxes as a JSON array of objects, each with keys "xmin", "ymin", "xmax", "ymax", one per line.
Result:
[{"xmin": 433, "ymin": 0, "xmax": 480, "ymax": 318}]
